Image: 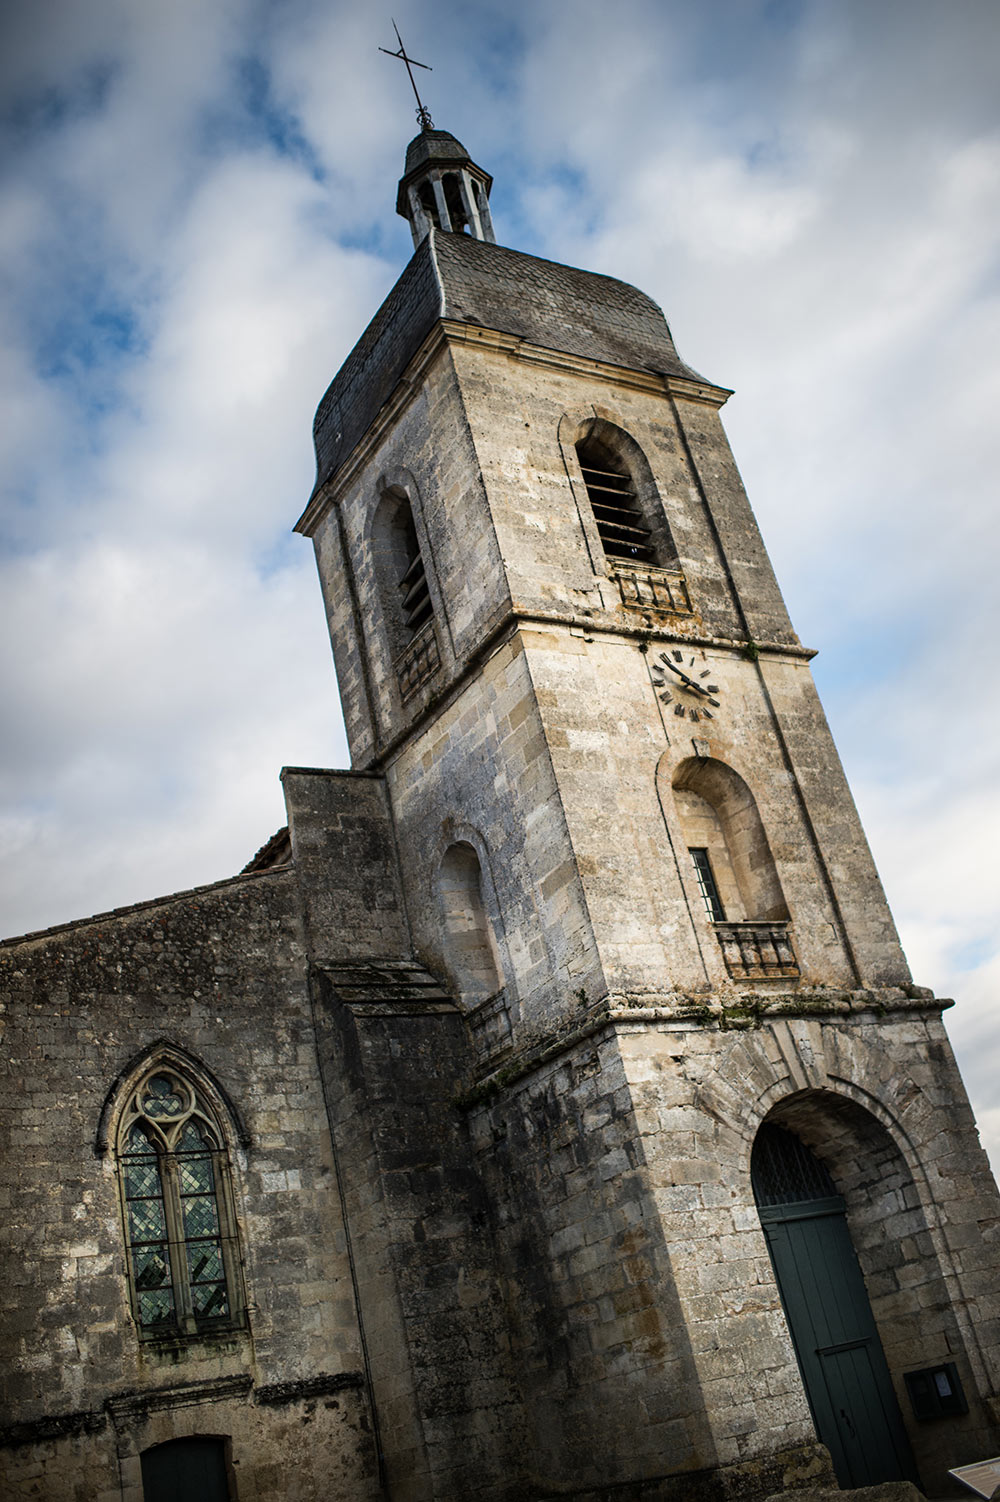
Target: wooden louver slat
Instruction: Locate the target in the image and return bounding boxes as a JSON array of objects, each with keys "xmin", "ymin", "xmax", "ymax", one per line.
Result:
[
  {"xmin": 399, "ymin": 556, "xmax": 432, "ymax": 632},
  {"xmin": 579, "ymin": 454, "xmax": 654, "ymax": 563}
]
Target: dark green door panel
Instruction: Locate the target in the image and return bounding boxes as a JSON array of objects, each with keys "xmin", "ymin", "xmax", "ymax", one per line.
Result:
[
  {"xmin": 140, "ymin": 1436, "xmax": 230, "ymax": 1502},
  {"xmin": 761, "ymin": 1198, "xmax": 917, "ymax": 1489}
]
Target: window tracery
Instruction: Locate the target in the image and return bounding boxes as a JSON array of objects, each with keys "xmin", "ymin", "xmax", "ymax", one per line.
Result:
[{"xmin": 116, "ymin": 1065, "xmax": 244, "ymax": 1337}]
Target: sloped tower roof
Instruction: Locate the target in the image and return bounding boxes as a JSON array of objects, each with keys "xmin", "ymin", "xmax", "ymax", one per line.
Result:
[{"xmin": 304, "ymin": 130, "xmax": 712, "ymax": 506}]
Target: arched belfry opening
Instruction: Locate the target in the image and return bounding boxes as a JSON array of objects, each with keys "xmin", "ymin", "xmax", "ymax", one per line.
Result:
[
  {"xmin": 576, "ymin": 433, "xmax": 654, "ymax": 565},
  {"xmin": 751, "ymin": 1114, "xmax": 919, "ymax": 1490},
  {"xmin": 435, "ymin": 841, "xmax": 503, "ymax": 1004},
  {"xmin": 571, "ymin": 419, "xmax": 679, "ymax": 574},
  {"xmin": 372, "ymin": 487, "xmax": 434, "ymax": 646}
]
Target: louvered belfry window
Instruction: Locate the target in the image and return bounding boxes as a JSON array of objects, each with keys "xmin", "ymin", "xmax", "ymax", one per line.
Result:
[
  {"xmin": 118, "ymin": 1068, "xmax": 242, "ymax": 1336},
  {"xmin": 577, "ymin": 437, "xmax": 654, "ymax": 564},
  {"xmin": 397, "ymin": 509, "xmax": 433, "ymax": 635}
]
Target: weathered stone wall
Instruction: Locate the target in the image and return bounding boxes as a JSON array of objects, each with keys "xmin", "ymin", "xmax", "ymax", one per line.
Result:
[
  {"xmin": 464, "ymin": 1022, "xmax": 833, "ymax": 1499},
  {"xmin": 385, "ymin": 630, "xmax": 604, "ymax": 1032},
  {"xmin": 309, "ymin": 342, "xmax": 512, "ymax": 767},
  {"xmin": 281, "ymin": 766, "xmax": 412, "ymax": 961},
  {"xmin": 0, "ymin": 1376, "xmax": 375, "ymax": 1501},
  {"xmin": 446, "ymin": 339, "xmax": 908, "ymax": 994},
  {"xmin": 306, "ymin": 330, "xmax": 909, "ymax": 1029},
  {"xmin": 0, "ymin": 869, "xmax": 378, "ymax": 1500},
  {"xmin": 619, "ymin": 1013, "xmax": 1000, "ymax": 1497},
  {"xmin": 446, "ymin": 338, "xmax": 794, "ymax": 649},
  {"xmin": 311, "ymin": 979, "xmax": 530, "ymax": 1501}
]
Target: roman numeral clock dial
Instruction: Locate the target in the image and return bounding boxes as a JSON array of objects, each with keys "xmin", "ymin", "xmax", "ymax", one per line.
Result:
[{"xmin": 649, "ymin": 649, "xmax": 722, "ymax": 724}]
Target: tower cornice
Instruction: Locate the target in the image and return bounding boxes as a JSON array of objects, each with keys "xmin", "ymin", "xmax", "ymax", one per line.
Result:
[{"xmin": 296, "ymin": 318, "xmax": 731, "ymax": 538}]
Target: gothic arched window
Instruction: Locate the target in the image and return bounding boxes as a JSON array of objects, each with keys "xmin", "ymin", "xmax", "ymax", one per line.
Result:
[{"xmin": 116, "ymin": 1065, "xmax": 244, "ymax": 1337}]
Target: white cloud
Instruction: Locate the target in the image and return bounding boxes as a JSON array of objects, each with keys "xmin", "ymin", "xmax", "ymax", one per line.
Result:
[{"xmin": 1, "ymin": 0, "xmax": 998, "ymax": 1178}]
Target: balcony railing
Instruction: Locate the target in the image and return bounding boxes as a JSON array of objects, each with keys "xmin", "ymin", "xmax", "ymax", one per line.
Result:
[
  {"xmin": 610, "ymin": 562, "xmax": 693, "ymax": 616},
  {"xmin": 714, "ymin": 921, "xmax": 799, "ymax": 980},
  {"xmin": 395, "ymin": 620, "xmax": 441, "ymax": 701},
  {"xmin": 466, "ymin": 989, "xmax": 513, "ymax": 1059}
]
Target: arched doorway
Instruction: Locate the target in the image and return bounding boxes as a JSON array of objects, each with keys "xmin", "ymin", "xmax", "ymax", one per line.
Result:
[
  {"xmin": 752, "ymin": 1123, "xmax": 918, "ymax": 1489},
  {"xmin": 140, "ymin": 1436, "xmax": 233, "ymax": 1501}
]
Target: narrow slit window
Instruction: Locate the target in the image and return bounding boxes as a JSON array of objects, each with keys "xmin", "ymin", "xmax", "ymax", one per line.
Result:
[
  {"xmin": 117, "ymin": 1067, "xmax": 242, "ymax": 1338},
  {"xmin": 689, "ymin": 846, "xmax": 726, "ymax": 922},
  {"xmin": 576, "ymin": 437, "xmax": 653, "ymax": 564},
  {"xmin": 397, "ymin": 510, "xmax": 432, "ymax": 635}
]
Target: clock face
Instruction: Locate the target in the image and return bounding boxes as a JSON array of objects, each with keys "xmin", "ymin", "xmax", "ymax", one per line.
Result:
[{"xmin": 649, "ymin": 649, "xmax": 721, "ymax": 724}]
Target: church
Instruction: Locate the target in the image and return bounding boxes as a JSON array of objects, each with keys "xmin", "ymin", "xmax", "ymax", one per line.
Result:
[{"xmin": 2, "ymin": 122, "xmax": 999, "ymax": 1502}]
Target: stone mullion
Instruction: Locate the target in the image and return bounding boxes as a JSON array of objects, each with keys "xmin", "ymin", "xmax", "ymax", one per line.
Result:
[
  {"xmin": 160, "ymin": 1154, "xmax": 196, "ymax": 1331},
  {"xmin": 430, "ymin": 173, "xmax": 452, "ymax": 232},
  {"xmin": 212, "ymin": 1147, "xmax": 244, "ymax": 1321},
  {"xmin": 456, "ymin": 172, "xmax": 484, "ymax": 238}
]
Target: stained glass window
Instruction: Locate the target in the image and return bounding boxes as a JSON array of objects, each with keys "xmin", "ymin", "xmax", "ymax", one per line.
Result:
[
  {"xmin": 123, "ymin": 1125, "xmax": 175, "ymax": 1327},
  {"xmin": 116, "ymin": 1065, "xmax": 242, "ymax": 1337}
]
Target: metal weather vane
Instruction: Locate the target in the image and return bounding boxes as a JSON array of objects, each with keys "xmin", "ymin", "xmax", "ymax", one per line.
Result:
[{"xmin": 379, "ymin": 21, "xmax": 434, "ymax": 130}]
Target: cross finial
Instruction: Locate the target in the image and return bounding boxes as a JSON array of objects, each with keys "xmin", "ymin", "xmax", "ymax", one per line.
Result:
[{"xmin": 379, "ymin": 21, "xmax": 434, "ymax": 131}]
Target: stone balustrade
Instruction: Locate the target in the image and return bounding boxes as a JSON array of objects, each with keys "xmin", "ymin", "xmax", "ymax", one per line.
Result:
[{"xmin": 714, "ymin": 920, "xmax": 799, "ymax": 980}]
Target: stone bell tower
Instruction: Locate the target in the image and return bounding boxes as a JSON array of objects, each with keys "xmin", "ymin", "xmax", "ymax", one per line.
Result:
[{"xmin": 292, "ymin": 126, "xmax": 1000, "ymax": 1499}]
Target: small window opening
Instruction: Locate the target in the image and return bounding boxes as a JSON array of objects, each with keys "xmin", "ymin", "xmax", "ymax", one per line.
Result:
[
  {"xmin": 398, "ymin": 510, "xmax": 432, "ymax": 635},
  {"xmin": 689, "ymin": 847, "xmax": 726, "ymax": 922},
  {"xmin": 418, "ymin": 181, "xmax": 441, "ymax": 230},
  {"xmin": 442, "ymin": 173, "xmax": 470, "ymax": 233},
  {"xmin": 576, "ymin": 436, "xmax": 653, "ymax": 563}
]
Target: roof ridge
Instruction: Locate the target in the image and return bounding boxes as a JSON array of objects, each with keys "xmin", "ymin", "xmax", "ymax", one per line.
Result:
[{"xmin": 0, "ymin": 866, "xmax": 290, "ymax": 950}]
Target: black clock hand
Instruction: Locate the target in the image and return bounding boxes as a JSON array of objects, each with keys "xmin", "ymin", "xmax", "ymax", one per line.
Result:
[{"xmin": 664, "ymin": 661, "xmax": 707, "ymax": 693}]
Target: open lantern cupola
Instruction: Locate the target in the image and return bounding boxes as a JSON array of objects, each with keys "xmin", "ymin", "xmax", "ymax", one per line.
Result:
[{"xmin": 396, "ymin": 128, "xmax": 496, "ymax": 248}]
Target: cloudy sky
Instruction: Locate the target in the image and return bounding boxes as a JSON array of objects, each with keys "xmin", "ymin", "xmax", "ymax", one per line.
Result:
[{"xmin": 2, "ymin": 0, "xmax": 998, "ymax": 1170}]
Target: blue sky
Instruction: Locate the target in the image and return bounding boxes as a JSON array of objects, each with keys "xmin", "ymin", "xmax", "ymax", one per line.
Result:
[{"xmin": 2, "ymin": 0, "xmax": 999, "ymax": 1171}]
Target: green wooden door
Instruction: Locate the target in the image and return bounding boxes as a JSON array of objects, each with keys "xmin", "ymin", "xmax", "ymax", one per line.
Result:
[
  {"xmin": 140, "ymin": 1436, "xmax": 230, "ymax": 1501},
  {"xmin": 752, "ymin": 1120, "xmax": 919, "ymax": 1493}
]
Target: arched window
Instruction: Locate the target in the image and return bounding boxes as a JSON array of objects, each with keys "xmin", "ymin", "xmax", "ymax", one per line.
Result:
[
  {"xmin": 436, "ymin": 842, "xmax": 503, "ymax": 1003},
  {"xmin": 571, "ymin": 421, "xmax": 679, "ymax": 577},
  {"xmin": 672, "ymin": 757, "xmax": 788, "ymax": 923},
  {"xmin": 372, "ymin": 488, "xmax": 434, "ymax": 645},
  {"xmin": 576, "ymin": 434, "xmax": 654, "ymax": 564},
  {"xmin": 116, "ymin": 1064, "xmax": 244, "ymax": 1337},
  {"xmin": 670, "ymin": 757, "xmax": 796, "ymax": 978}
]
